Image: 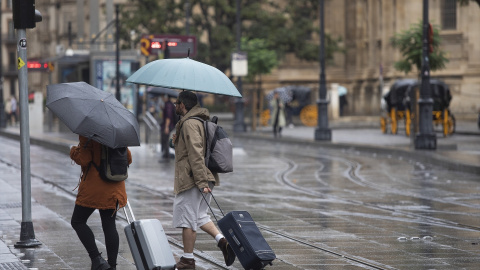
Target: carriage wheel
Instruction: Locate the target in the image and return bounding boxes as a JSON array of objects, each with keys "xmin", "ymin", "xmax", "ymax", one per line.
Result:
[
  {"xmin": 405, "ymin": 109, "xmax": 411, "ymax": 136},
  {"xmin": 260, "ymin": 109, "xmax": 270, "ymax": 126},
  {"xmin": 380, "ymin": 117, "xmax": 387, "ymax": 134},
  {"xmin": 445, "ymin": 111, "xmax": 455, "ymax": 136},
  {"xmin": 300, "ymin": 105, "xmax": 318, "ymax": 127},
  {"xmin": 390, "ymin": 108, "xmax": 397, "ymax": 134}
]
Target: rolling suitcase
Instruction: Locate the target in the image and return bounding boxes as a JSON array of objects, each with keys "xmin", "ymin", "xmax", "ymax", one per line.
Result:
[
  {"xmin": 123, "ymin": 201, "xmax": 176, "ymax": 270},
  {"xmin": 202, "ymin": 193, "xmax": 276, "ymax": 270}
]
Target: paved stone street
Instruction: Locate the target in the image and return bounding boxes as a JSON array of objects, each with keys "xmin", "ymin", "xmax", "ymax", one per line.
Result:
[{"xmin": 0, "ymin": 118, "xmax": 479, "ymax": 269}]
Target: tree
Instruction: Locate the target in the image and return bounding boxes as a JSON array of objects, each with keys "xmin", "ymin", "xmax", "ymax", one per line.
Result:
[
  {"xmin": 241, "ymin": 38, "xmax": 277, "ymax": 82},
  {"xmin": 390, "ymin": 21, "xmax": 448, "ymax": 75},
  {"xmin": 121, "ymin": 0, "xmax": 343, "ymax": 73}
]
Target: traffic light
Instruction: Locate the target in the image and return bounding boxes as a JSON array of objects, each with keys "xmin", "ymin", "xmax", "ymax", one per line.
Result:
[{"xmin": 12, "ymin": 0, "xmax": 42, "ymax": 29}]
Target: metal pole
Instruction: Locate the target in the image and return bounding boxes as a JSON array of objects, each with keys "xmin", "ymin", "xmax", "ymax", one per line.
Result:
[
  {"xmin": 314, "ymin": 0, "xmax": 331, "ymax": 141},
  {"xmin": 0, "ymin": 0, "xmax": 6, "ymax": 129},
  {"xmin": 115, "ymin": 4, "xmax": 120, "ymax": 101},
  {"xmin": 185, "ymin": 0, "xmax": 190, "ymax": 36},
  {"xmin": 14, "ymin": 29, "xmax": 41, "ymax": 248},
  {"xmin": 233, "ymin": 0, "xmax": 246, "ymax": 132},
  {"xmin": 414, "ymin": 0, "xmax": 436, "ymax": 149}
]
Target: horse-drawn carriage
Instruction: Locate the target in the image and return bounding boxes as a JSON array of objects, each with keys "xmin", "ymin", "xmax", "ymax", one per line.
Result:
[{"xmin": 381, "ymin": 79, "xmax": 455, "ymax": 137}]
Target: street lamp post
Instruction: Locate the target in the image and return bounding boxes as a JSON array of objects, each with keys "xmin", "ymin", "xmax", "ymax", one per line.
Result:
[
  {"xmin": 315, "ymin": 0, "xmax": 331, "ymax": 141},
  {"xmin": 115, "ymin": 4, "xmax": 121, "ymax": 101},
  {"xmin": 414, "ymin": 0, "xmax": 436, "ymax": 149},
  {"xmin": 0, "ymin": 0, "xmax": 6, "ymax": 128},
  {"xmin": 233, "ymin": 0, "xmax": 246, "ymax": 132}
]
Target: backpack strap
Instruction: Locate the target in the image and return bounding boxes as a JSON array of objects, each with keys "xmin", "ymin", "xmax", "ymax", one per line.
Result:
[
  {"xmin": 186, "ymin": 117, "xmax": 211, "ymax": 168},
  {"xmin": 85, "ymin": 144, "xmax": 104, "ymax": 181}
]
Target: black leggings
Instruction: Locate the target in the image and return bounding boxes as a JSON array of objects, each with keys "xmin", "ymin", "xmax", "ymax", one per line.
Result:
[{"xmin": 71, "ymin": 204, "xmax": 119, "ymax": 267}]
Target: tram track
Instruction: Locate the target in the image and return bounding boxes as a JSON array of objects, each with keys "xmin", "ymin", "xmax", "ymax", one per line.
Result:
[
  {"xmin": 2, "ymin": 136, "xmax": 480, "ymax": 269},
  {"xmin": 2, "ymin": 156, "xmax": 391, "ymax": 269},
  {"xmin": 264, "ymin": 145, "xmax": 480, "ymax": 234}
]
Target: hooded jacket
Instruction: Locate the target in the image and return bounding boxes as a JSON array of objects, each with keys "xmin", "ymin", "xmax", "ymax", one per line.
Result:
[
  {"xmin": 173, "ymin": 104, "xmax": 218, "ymax": 194},
  {"xmin": 70, "ymin": 136, "xmax": 132, "ymax": 210}
]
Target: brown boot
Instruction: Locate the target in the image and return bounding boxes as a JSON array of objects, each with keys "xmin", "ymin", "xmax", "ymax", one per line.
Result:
[
  {"xmin": 176, "ymin": 256, "xmax": 195, "ymax": 269},
  {"xmin": 218, "ymin": 238, "xmax": 236, "ymax": 266}
]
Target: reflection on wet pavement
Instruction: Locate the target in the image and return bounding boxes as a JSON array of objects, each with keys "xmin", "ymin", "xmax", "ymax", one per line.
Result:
[{"xmin": 0, "ymin": 135, "xmax": 479, "ymax": 269}]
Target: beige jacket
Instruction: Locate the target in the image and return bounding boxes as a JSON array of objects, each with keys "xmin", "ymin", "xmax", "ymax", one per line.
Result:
[{"xmin": 173, "ymin": 104, "xmax": 218, "ymax": 194}]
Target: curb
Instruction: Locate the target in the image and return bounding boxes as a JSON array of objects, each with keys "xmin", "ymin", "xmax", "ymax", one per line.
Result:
[{"xmin": 2, "ymin": 128, "xmax": 479, "ymax": 175}]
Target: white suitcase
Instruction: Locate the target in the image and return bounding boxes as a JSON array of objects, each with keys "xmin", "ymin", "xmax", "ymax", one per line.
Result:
[{"xmin": 123, "ymin": 201, "xmax": 176, "ymax": 270}]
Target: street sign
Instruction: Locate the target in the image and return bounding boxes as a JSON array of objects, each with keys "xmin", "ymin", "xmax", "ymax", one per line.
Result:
[
  {"xmin": 231, "ymin": 52, "xmax": 248, "ymax": 77},
  {"xmin": 140, "ymin": 34, "xmax": 197, "ymax": 58},
  {"xmin": 26, "ymin": 60, "xmax": 49, "ymax": 71}
]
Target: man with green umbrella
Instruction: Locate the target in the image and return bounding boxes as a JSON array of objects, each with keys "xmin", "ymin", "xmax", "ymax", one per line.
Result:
[{"xmin": 170, "ymin": 91, "xmax": 235, "ymax": 269}]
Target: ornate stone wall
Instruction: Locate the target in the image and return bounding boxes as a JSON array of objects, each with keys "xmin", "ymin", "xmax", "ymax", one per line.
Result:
[{"xmin": 259, "ymin": 0, "xmax": 480, "ymax": 119}]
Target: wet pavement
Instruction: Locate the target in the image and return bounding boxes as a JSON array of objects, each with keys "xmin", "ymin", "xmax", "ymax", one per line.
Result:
[{"xmin": 0, "ymin": 116, "xmax": 479, "ymax": 270}]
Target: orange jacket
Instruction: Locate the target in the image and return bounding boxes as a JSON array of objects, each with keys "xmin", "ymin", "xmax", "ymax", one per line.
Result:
[{"xmin": 70, "ymin": 135, "xmax": 132, "ymax": 210}]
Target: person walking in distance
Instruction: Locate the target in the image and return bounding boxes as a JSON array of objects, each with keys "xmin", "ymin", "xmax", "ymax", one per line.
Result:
[
  {"xmin": 159, "ymin": 94, "xmax": 176, "ymax": 162},
  {"xmin": 9, "ymin": 96, "xmax": 17, "ymax": 126},
  {"xmin": 70, "ymin": 136, "xmax": 132, "ymax": 270},
  {"xmin": 270, "ymin": 91, "xmax": 286, "ymax": 138},
  {"xmin": 170, "ymin": 91, "xmax": 235, "ymax": 269}
]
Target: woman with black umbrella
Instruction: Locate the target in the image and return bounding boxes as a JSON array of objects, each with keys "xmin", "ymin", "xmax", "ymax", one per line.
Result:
[{"xmin": 70, "ymin": 136, "xmax": 132, "ymax": 270}]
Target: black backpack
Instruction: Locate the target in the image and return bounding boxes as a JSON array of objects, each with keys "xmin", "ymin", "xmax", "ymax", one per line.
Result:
[{"xmin": 90, "ymin": 145, "xmax": 129, "ymax": 182}]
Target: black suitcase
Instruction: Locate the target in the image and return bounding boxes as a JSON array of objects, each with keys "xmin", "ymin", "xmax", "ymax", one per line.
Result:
[
  {"xmin": 203, "ymin": 193, "xmax": 276, "ymax": 270},
  {"xmin": 123, "ymin": 201, "xmax": 176, "ymax": 270}
]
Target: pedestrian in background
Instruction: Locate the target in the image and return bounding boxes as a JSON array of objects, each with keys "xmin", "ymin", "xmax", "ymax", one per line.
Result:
[
  {"xmin": 9, "ymin": 96, "xmax": 17, "ymax": 126},
  {"xmin": 339, "ymin": 94, "xmax": 348, "ymax": 116},
  {"xmin": 170, "ymin": 91, "xmax": 235, "ymax": 269},
  {"xmin": 70, "ymin": 135, "xmax": 132, "ymax": 270},
  {"xmin": 270, "ymin": 91, "xmax": 286, "ymax": 138},
  {"xmin": 159, "ymin": 94, "xmax": 176, "ymax": 162},
  {"xmin": 4, "ymin": 97, "xmax": 11, "ymax": 124}
]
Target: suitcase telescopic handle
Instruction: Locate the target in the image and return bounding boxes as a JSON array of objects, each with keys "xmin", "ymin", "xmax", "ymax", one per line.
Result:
[
  {"xmin": 122, "ymin": 200, "xmax": 136, "ymax": 224},
  {"xmin": 200, "ymin": 190, "xmax": 224, "ymax": 223}
]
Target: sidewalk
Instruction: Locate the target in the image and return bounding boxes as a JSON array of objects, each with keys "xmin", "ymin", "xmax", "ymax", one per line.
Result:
[{"xmin": 0, "ymin": 116, "xmax": 479, "ymax": 269}]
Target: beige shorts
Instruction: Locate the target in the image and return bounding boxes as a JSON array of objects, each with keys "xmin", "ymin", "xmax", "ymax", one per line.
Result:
[{"xmin": 172, "ymin": 182, "xmax": 214, "ymax": 231}]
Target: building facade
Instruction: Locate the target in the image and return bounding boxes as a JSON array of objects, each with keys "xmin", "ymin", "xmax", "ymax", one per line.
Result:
[
  {"xmin": 261, "ymin": 0, "xmax": 480, "ymax": 119},
  {"xmin": 1, "ymin": 0, "xmax": 479, "ymax": 123}
]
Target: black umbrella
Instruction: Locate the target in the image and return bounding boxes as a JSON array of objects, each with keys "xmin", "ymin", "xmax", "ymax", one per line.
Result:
[
  {"xmin": 147, "ymin": 86, "xmax": 180, "ymax": 98},
  {"xmin": 46, "ymin": 82, "xmax": 140, "ymax": 148}
]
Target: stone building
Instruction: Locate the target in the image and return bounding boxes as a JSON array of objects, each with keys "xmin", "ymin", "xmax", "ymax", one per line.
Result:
[
  {"xmin": 1, "ymin": 0, "xmax": 479, "ymax": 126},
  {"xmin": 261, "ymin": 0, "xmax": 480, "ymax": 119}
]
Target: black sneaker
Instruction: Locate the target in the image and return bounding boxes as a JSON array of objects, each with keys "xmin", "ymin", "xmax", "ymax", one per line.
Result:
[
  {"xmin": 218, "ymin": 238, "xmax": 236, "ymax": 266},
  {"xmin": 91, "ymin": 255, "xmax": 110, "ymax": 270}
]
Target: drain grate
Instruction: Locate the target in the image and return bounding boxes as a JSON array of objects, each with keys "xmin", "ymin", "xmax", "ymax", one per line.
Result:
[
  {"xmin": 0, "ymin": 262, "xmax": 28, "ymax": 270},
  {"xmin": 0, "ymin": 203, "xmax": 23, "ymax": 209}
]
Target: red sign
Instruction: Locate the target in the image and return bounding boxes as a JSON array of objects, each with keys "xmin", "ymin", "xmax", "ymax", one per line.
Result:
[
  {"xmin": 27, "ymin": 61, "xmax": 48, "ymax": 71},
  {"xmin": 140, "ymin": 34, "xmax": 197, "ymax": 58}
]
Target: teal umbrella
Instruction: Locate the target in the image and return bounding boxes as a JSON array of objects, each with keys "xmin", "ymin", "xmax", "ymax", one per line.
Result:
[{"xmin": 126, "ymin": 58, "xmax": 242, "ymax": 98}]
